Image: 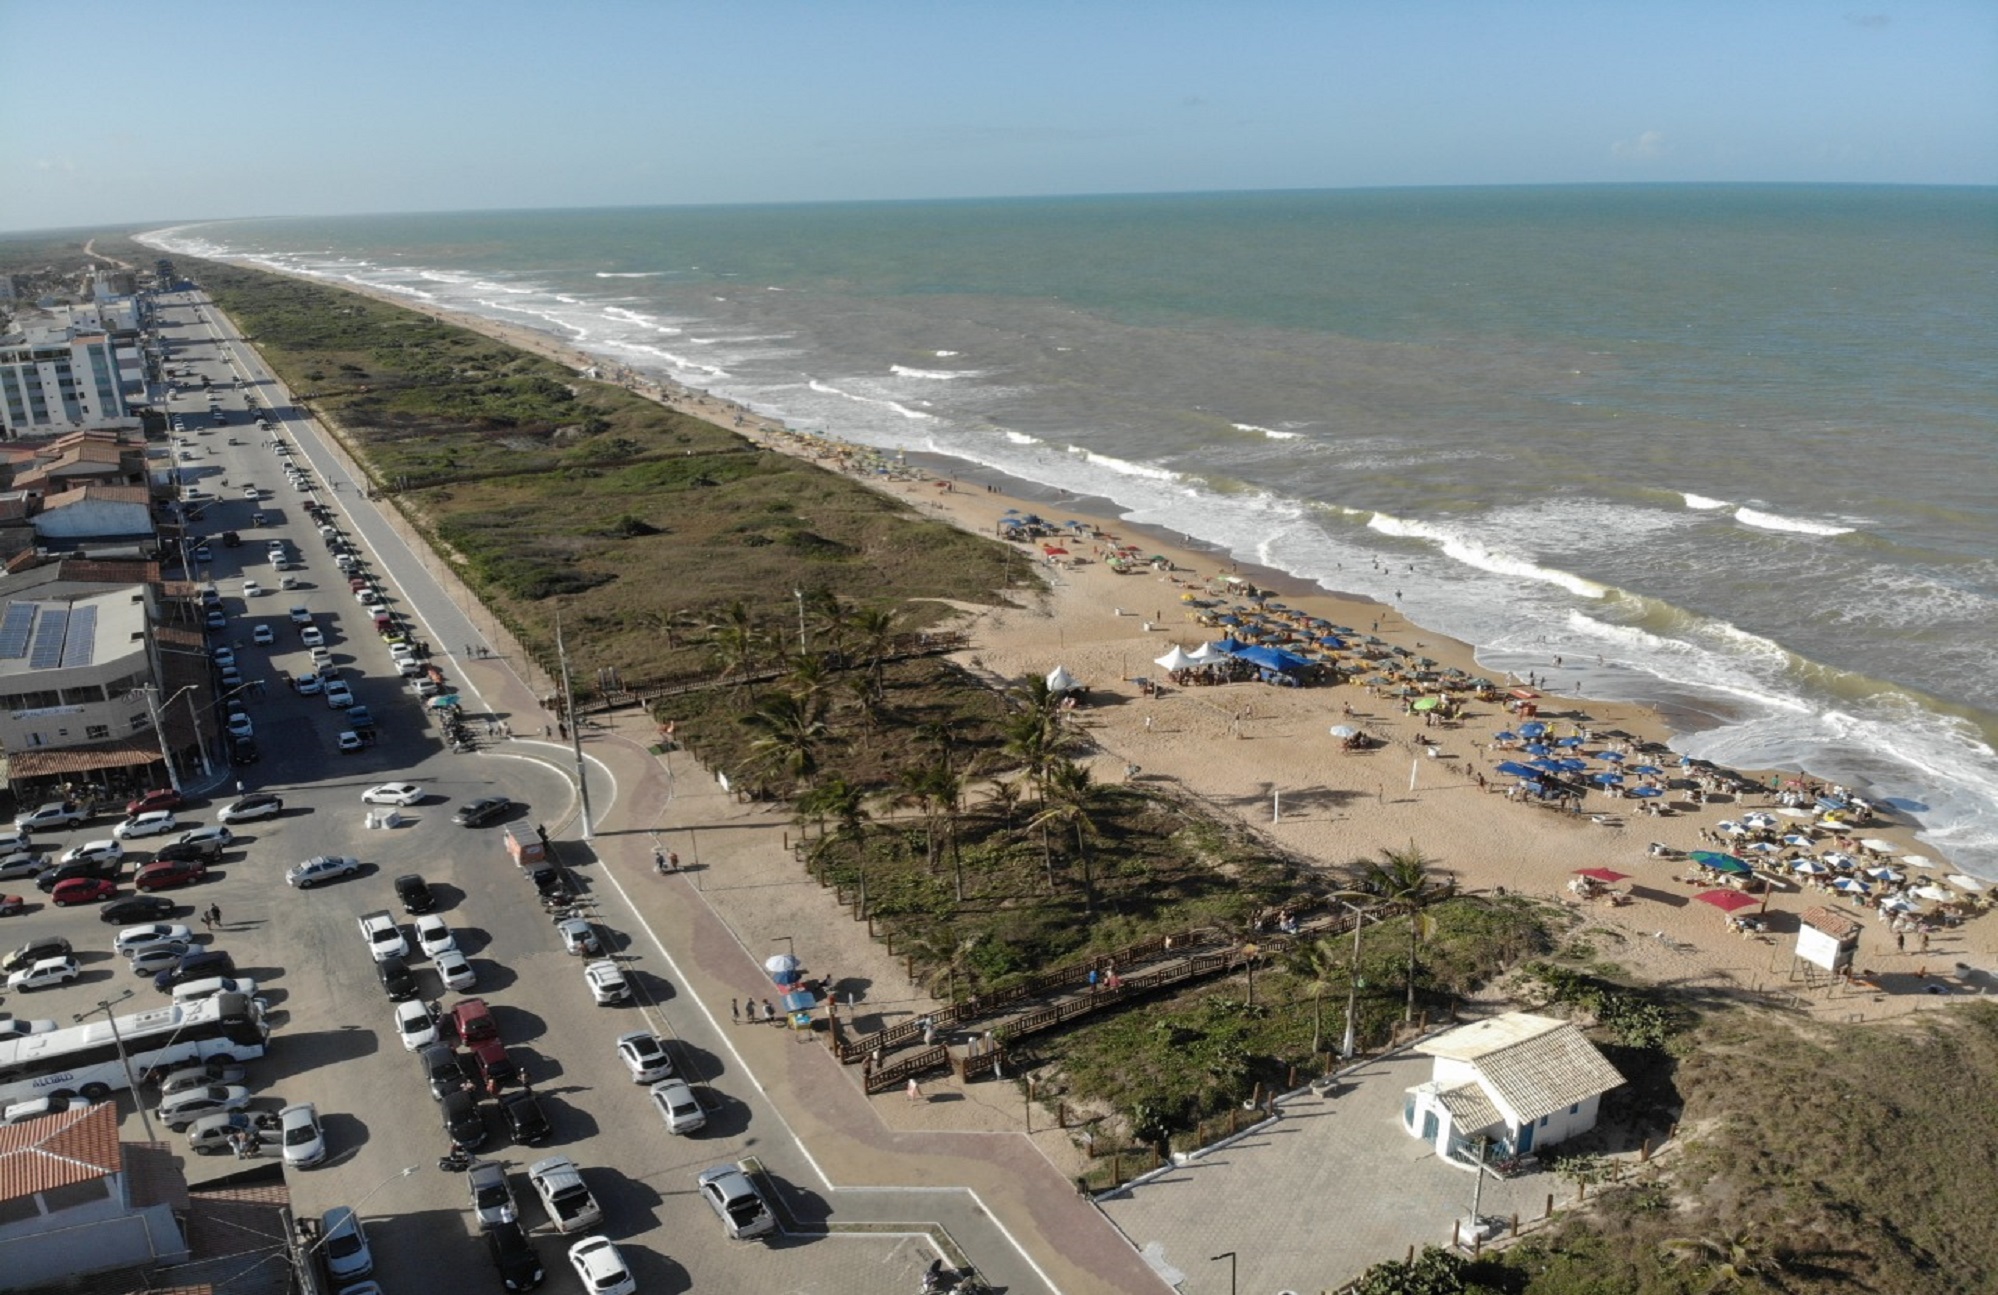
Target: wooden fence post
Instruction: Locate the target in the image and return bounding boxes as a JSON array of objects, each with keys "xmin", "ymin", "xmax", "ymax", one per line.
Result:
[{"xmin": 1544, "ymin": 1193, "xmax": 1553, "ymax": 1219}]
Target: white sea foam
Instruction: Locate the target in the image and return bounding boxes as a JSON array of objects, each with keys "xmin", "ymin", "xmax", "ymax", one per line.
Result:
[
  {"xmin": 1232, "ymin": 422, "xmax": 1301, "ymax": 440},
  {"xmin": 1004, "ymin": 431, "xmax": 1041, "ymax": 445},
  {"xmin": 808, "ymin": 379, "xmax": 936, "ymax": 421},
  {"xmin": 1682, "ymin": 492, "xmax": 1732, "ymax": 510},
  {"xmin": 1734, "ymin": 507, "xmax": 1856, "ymax": 537},
  {"xmin": 1064, "ymin": 445, "xmax": 1181, "ymax": 482},
  {"xmin": 891, "ymin": 365, "xmax": 983, "ymax": 380},
  {"xmin": 596, "ymin": 271, "xmax": 668, "ymax": 278},
  {"xmin": 935, "ymin": 350, "xmax": 960, "ymax": 357},
  {"xmin": 1367, "ymin": 512, "xmax": 1610, "ymax": 599}
]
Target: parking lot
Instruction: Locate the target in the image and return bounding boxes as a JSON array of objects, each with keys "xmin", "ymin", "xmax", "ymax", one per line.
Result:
[{"xmin": 0, "ymin": 293, "xmax": 965, "ymax": 1294}]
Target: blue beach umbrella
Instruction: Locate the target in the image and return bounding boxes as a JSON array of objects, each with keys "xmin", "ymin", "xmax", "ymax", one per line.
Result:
[
  {"xmin": 1555, "ymin": 758, "xmax": 1589, "ymax": 772},
  {"xmin": 1555, "ymin": 736, "xmax": 1584, "ymax": 748},
  {"xmin": 1528, "ymin": 759, "xmax": 1564, "ymax": 773},
  {"xmin": 1629, "ymin": 765, "xmax": 1663, "ymax": 776},
  {"xmin": 1523, "ymin": 743, "xmax": 1551, "ymax": 756},
  {"xmin": 1592, "ymin": 771, "xmax": 1624, "ymax": 785},
  {"xmin": 1597, "ymin": 750, "xmax": 1625, "ymax": 763},
  {"xmin": 1688, "ymin": 851, "xmax": 1752, "ymax": 875},
  {"xmin": 1627, "ymin": 786, "xmax": 1662, "ymax": 799},
  {"xmin": 1493, "ymin": 730, "xmax": 1518, "ymax": 742},
  {"xmin": 1496, "ymin": 762, "xmax": 1540, "ymax": 779},
  {"xmin": 1519, "ymin": 721, "xmax": 1549, "ymax": 738}
]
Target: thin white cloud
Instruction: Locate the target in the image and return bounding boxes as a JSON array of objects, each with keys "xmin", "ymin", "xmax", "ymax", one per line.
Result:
[{"xmin": 1611, "ymin": 130, "xmax": 1668, "ymax": 161}]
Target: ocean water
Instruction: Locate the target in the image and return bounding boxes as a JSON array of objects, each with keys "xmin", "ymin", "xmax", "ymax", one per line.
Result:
[{"xmin": 139, "ymin": 186, "xmax": 1998, "ymax": 874}]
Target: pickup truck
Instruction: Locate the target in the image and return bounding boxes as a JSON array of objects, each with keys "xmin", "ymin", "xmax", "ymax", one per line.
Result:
[
  {"xmin": 527, "ymin": 1156, "xmax": 602, "ymax": 1234},
  {"xmin": 358, "ymin": 911, "xmax": 408, "ymax": 963}
]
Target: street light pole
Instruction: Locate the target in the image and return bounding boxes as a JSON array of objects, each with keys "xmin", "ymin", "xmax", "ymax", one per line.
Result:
[
  {"xmin": 1341, "ymin": 900, "xmax": 1368, "ymax": 1061},
  {"xmin": 137, "ymin": 687, "xmax": 182, "ymax": 795},
  {"xmin": 555, "ymin": 610, "xmax": 594, "ymax": 840},
  {"xmin": 1210, "ymin": 1250, "xmax": 1237, "ymax": 1295},
  {"xmin": 793, "ymin": 589, "xmax": 808, "ymax": 653},
  {"xmin": 74, "ymin": 991, "xmax": 156, "ymax": 1142}
]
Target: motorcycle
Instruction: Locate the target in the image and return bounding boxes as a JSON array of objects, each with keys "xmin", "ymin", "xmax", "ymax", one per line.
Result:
[{"xmin": 439, "ymin": 1145, "xmax": 472, "ymax": 1173}]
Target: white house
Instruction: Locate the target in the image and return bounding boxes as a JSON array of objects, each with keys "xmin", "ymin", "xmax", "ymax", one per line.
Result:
[
  {"xmin": 1403, "ymin": 1012, "xmax": 1624, "ymax": 1167},
  {"xmin": 0, "ymin": 1102, "xmax": 188, "ymax": 1285}
]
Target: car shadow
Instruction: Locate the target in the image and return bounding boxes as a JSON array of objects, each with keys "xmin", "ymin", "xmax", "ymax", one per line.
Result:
[
  {"xmin": 489, "ymin": 1004, "xmax": 548, "ymax": 1045},
  {"xmin": 451, "ymin": 927, "xmax": 493, "ymax": 957},
  {"xmin": 464, "ymin": 960, "xmax": 517, "ymax": 994}
]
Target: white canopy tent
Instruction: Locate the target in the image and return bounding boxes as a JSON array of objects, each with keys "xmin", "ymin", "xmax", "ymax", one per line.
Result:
[
  {"xmin": 1154, "ymin": 645, "xmax": 1198, "ymax": 672},
  {"xmin": 1045, "ymin": 665, "xmax": 1079, "ymax": 693}
]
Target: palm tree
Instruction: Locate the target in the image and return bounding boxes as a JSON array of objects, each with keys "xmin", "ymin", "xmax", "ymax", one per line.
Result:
[
  {"xmin": 1291, "ymin": 935, "xmax": 1351, "ymax": 1059},
  {"xmin": 851, "ymin": 606, "xmax": 898, "ymax": 699},
  {"xmin": 740, "ymin": 690, "xmax": 830, "ymax": 791},
  {"xmin": 797, "ymin": 774, "xmax": 869, "ymax": 863},
  {"xmin": 980, "ymin": 776, "xmax": 1023, "ymax": 829},
  {"xmin": 1355, "ymin": 845, "xmax": 1455, "ymax": 1022},
  {"xmin": 708, "ymin": 601, "xmax": 765, "ymax": 698},
  {"xmin": 783, "ymin": 650, "xmax": 834, "ymax": 708},
  {"xmin": 1030, "ymin": 759, "xmax": 1104, "ymax": 916},
  {"xmin": 1662, "ymin": 1229, "xmax": 1789, "ymax": 1292},
  {"xmin": 809, "ymin": 590, "xmax": 855, "ymax": 658},
  {"xmin": 890, "ymin": 761, "xmax": 952, "ymax": 874}
]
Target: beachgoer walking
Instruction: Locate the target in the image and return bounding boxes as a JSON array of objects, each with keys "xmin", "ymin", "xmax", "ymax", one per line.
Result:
[
  {"xmin": 762, "ymin": 999, "xmax": 776, "ymax": 1024},
  {"xmin": 208, "ymin": 903, "xmax": 222, "ymax": 928},
  {"xmin": 907, "ymin": 1078, "xmax": 925, "ymax": 1103}
]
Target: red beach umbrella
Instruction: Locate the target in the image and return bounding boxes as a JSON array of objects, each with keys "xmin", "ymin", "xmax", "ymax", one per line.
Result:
[
  {"xmin": 1573, "ymin": 867, "xmax": 1630, "ymax": 883},
  {"xmin": 1694, "ymin": 889, "xmax": 1759, "ymax": 913}
]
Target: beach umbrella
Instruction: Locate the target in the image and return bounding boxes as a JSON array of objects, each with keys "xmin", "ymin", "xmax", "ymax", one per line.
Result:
[
  {"xmin": 1217, "ymin": 615, "xmax": 1242, "ymax": 626},
  {"xmin": 1689, "ymin": 851, "xmax": 1752, "ymax": 875},
  {"xmin": 1741, "ymin": 841, "xmax": 1782, "ymax": 855},
  {"xmin": 1555, "ymin": 758, "xmax": 1589, "ymax": 772},
  {"xmin": 1880, "ymin": 897, "xmax": 1918, "ymax": 914},
  {"xmin": 1411, "ymin": 696, "xmax": 1441, "ymax": 712},
  {"xmin": 1629, "ymin": 764, "xmax": 1663, "ymax": 776},
  {"xmin": 1330, "ymin": 725, "xmax": 1360, "ymax": 739},
  {"xmin": 1527, "ymin": 760, "xmax": 1563, "ymax": 774},
  {"xmin": 1496, "ymin": 761, "xmax": 1540, "ymax": 779},
  {"xmin": 1695, "ymin": 889, "xmax": 1759, "ymax": 913},
  {"xmin": 1627, "ymin": 786, "xmax": 1662, "ymax": 799},
  {"xmin": 1042, "ymin": 545, "xmax": 1069, "ymax": 557},
  {"xmin": 1901, "ymin": 854, "xmax": 1936, "ymax": 869},
  {"xmin": 1741, "ymin": 812, "xmax": 1777, "ymax": 830},
  {"xmin": 1831, "ymin": 877, "xmax": 1872, "ymax": 894},
  {"xmin": 1863, "ymin": 867, "xmax": 1903, "ymax": 884},
  {"xmin": 1913, "ymin": 885, "xmax": 1952, "ymax": 902},
  {"xmin": 1045, "ymin": 665, "xmax": 1078, "ymax": 692},
  {"xmin": 1574, "ymin": 867, "xmax": 1630, "ymax": 883},
  {"xmin": 1860, "ymin": 837, "xmax": 1898, "ymax": 853},
  {"xmin": 1821, "ymin": 851, "xmax": 1857, "ymax": 869},
  {"xmin": 1519, "ymin": 721, "xmax": 1549, "ymax": 738},
  {"xmin": 1592, "ymin": 771, "xmax": 1624, "ymax": 785},
  {"xmin": 1791, "ymin": 859, "xmax": 1829, "ymax": 875},
  {"xmin": 1554, "ymin": 736, "xmax": 1583, "ymax": 748},
  {"xmin": 1523, "ymin": 743, "xmax": 1551, "ymax": 756},
  {"xmin": 1596, "ymin": 749, "xmax": 1625, "ymax": 762},
  {"xmin": 1774, "ymin": 806, "xmax": 1812, "ymax": 818},
  {"xmin": 764, "ymin": 953, "xmax": 802, "ymax": 985},
  {"xmin": 780, "ymin": 988, "xmax": 818, "ymax": 1015},
  {"xmin": 1714, "ymin": 821, "xmax": 1748, "ymax": 836},
  {"xmin": 1493, "ymin": 730, "xmax": 1519, "ymax": 742},
  {"xmin": 1947, "ymin": 874, "xmax": 1986, "ymax": 894}
]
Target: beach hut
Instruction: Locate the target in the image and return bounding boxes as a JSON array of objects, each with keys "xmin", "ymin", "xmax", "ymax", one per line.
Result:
[
  {"xmin": 1794, "ymin": 906, "xmax": 1863, "ymax": 976},
  {"xmin": 1403, "ymin": 1013, "xmax": 1625, "ymax": 1167},
  {"xmin": 1153, "ymin": 645, "xmax": 1199, "ymax": 672}
]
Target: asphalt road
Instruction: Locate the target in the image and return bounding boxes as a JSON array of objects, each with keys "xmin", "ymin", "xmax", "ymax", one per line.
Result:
[{"xmin": 0, "ymin": 293, "xmax": 1005, "ymax": 1295}]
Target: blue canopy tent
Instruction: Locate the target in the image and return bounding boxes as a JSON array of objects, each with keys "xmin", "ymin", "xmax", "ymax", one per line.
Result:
[{"xmin": 1232, "ymin": 644, "xmax": 1313, "ymax": 673}]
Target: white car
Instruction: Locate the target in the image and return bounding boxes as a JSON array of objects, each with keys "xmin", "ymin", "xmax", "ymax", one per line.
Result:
[
  {"xmin": 115, "ymin": 923, "xmax": 194, "ymax": 956},
  {"xmin": 616, "ymin": 1031, "xmax": 674, "ymax": 1083},
  {"xmin": 242, "ymin": 579, "xmax": 264, "ymax": 597},
  {"xmin": 300, "ymin": 625, "xmax": 325, "ymax": 647},
  {"xmin": 394, "ymin": 998, "xmax": 438, "ymax": 1051},
  {"xmin": 1, "ymin": 1094, "xmax": 94, "ymax": 1126},
  {"xmin": 115, "ymin": 810, "xmax": 179, "ymax": 841},
  {"xmin": 325, "ymin": 683, "xmax": 356, "ymax": 709},
  {"xmin": 7, "ymin": 956, "xmax": 80, "ymax": 993},
  {"xmin": 434, "ymin": 947, "xmax": 476, "ymax": 991},
  {"xmin": 158, "ymin": 1084, "xmax": 252, "ymax": 1131},
  {"xmin": 584, "ymin": 960, "xmax": 630, "ymax": 1005},
  {"xmin": 355, "ymin": 588, "xmax": 381, "ymax": 606},
  {"xmin": 59, "ymin": 839, "xmax": 123, "ymax": 867},
  {"xmin": 309, "ymin": 647, "xmax": 333, "ymax": 669},
  {"xmin": 212, "ymin": 646, "xmax": 237, "ymax": 669},
  {"xmin": 649, "ymin": 1077, "xmax": 706, "ymax": 1135},
  {"xmin": 251, "ymin": 624, "xmax": 275, "ymax": 645},
  {"xmin": 226, "ymin": 713, "xmax": 255, "ymax": 739},
  {"xmin": 295, "ymin": 673, "xmax": 323, "ymax": 696},
  {"xmin": 218, "ymin": 794, "xmax": 283, "ymax": 825},
  {"xmin": 362, "ymin": 783, "xmax": 425, "ymax": 807},
  {"xmin": 337, "ymin": 731, "xmax": 365, "ymax": 754},
  {"xmin": 359, "ymin": 911, "xmax": 408, "ymax": 962},
  {"xmin": 568, "ymin": 1237, "xmax": 635, "ymax": 1295},
  {"xmin": 414, "ymin": 914, "xmax": 456, "ymax": 959},
  {"xmin": 279, "ymin": 1101, "xmax": 327, "ymax": 1167},
  {"xmin": 287, "ymin": 605, "xmax": 311, "ymax": 624}
]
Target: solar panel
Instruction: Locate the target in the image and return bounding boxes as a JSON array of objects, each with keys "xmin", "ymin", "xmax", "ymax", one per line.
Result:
[
  {"xmin": 27, "ymin": 610, "xmax": 68, "ymax": 670},
  {"xmin": 60, "ymin": 605, "xmax": 97, "ymax": 668},
  {"xmin": 0, "ymin": 603, "xmax": 34, "ymax": 659}
]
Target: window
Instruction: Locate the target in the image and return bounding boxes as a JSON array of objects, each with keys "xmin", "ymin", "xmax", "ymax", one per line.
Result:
[
  {"xmin": 1570, "ymin": 1104, "xmax": 1580, "ymax": 1115},
  {"xmin": 131, "ymin": 713, "xmax": 152, "ymax": 731},
  {"xmin": 85, "ymin": 725, "xmax": 110, "ymax": 741},
  {"xmin": 1539, "ymin": 1115, "xmax": 1549, "ymax": 1127}
]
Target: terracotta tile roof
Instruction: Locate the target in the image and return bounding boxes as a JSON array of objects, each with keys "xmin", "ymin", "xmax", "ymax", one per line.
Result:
[
  {"xmin": 1421, "ymin": 1013, "xmax": 1625, "ymax": 1122},
  {"xmin": 3, "ymin": 735, "xmax": 165, "ymax": 779},
  {"xmin": 42, "ymin": 484, "xmax": 151, "ymax": 510},
  {"xmin": 1801, "ymin": 906, "xmax": 1864, "ymax": 941},
  {"xmin": 0, "ymin": 1102, "xmax": 122, "ymax": 1202},
  {"xmin": 59, "ymin": 558, "xmax": 159, "ymax": 585},
  {"xmin": 1434, "ymin": 1080, "xmax": 1502, "ymax": 1132}
]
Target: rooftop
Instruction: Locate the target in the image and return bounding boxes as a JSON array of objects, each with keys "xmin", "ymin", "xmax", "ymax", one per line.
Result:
[
  {"xmin": 1419, "ymin": 1012, "xmax": 1626, "ymax": 1122},
  {"xmin": 0, "ymin": 1102, "xmax": 122, "ymax": 1202},
  {"xmin": 0, "ymin": 586, "xmax": 147, "ymax": 679}
]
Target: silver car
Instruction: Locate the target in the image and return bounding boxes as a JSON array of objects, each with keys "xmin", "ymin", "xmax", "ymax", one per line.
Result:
[
  {"xmin": 279, "ymin": 1102, "xmax": 327, "ymax": 1167},
  {"xmin": 158, "ymin": 1084, "xmax": 252, "ymax": 1132},
  {"xmin": 468, "ymin": 1160, "xmax": 517, "ymax": 1229}
]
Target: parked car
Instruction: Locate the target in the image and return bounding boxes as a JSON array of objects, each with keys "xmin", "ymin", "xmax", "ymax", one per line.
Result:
[
  {"xmin": 114, "ymin": 811, "xmax": 178, "ymax": 841},
  {"xmin": 442, "ymin": 1088, "xmax": 486, "ymax": 1149},
  {"xmin": 469, "ymin": 1038, "xmax": 517, "ymax": 1090},
  {"xmin": 616, "ymin": 1031, "xmax": 674, "ymax": 1083},
  {"xmin": 0, "ymin": 894, "xmax": 22, "ymax": 917},
  {"xmin": 583, "ymin": 960, "xmax": 630, "ymax": 1005},
  {"xmin": 39, "ymin": 860, "xmax": 120, "ymax": 893},
  {"xmin": 176, "ymin": 825, "xmax": 234, "ymax": 854},
  {"xmin": 170, "ymin": 976, "xmax": 259, "ymax": 1008},
  {"xmin": 359, "ymin": 910, "xmax": 408, "ymax": 962},
  {"xmin": 526, "ymin": 1157, "xmax": 601, "ymax": 1234},
  {"xmin": 0, "ymin": 852, "xmax": 48, "ymax": 881},
  {"xmin": 158, "ymin": 1084, "xmax": 251, "ymax": 1131},
  {"xmin": 393, "ymin": 873, "xmax": 435, "ymax": 914},
  {"xmin": 648, "ymin": 1078, "xmax": 706, "ymax": 1135},
  {"xmin": 484, "ymin": 1220, "xmax": 545, "ymax": 1292},
  {"xmin": 135, "ymin": 860, "xmax": 208, "ymax": 893},
  {"xmin": 697, "ymin": 1162, "xmax": 777, "ymax": 1239},
  {"xmin": 450, "ymin": 998, "xmax": 499, "ymax": 1045},
  {"xmin": 116, "ymin": 923, "xmax": 194, "ymax": 955},
  {"xmin": 154, "ymin": 949, "xmax": 234, "ymax": 991},
  {"xmin": 286, "ymin": 855, "xmax": 360, "ymax": 888},
  {"xmin": 287, "ymin": 605, "xmax": 312, "ymax": 624},
  {"xmin": 15, "ymin": 802, "xmax": 85, "ymax": 833},
  {"xmin": 414, "ymin": 914, "xmax": 456, "ymax": 958},
  {"xmin": 395, "ymin": 998, "xmax": 438, "ymax": 1051},
  {"xmin": 300, "ymin": 626, "xmax": 325, "ymax": 647},
  {"xmin": 51, "ymin": 877, "xmax": 117, "ymax": 907},
  {"xmin": 127, "ymin": 941, "xmax": 196, "ymax": 976},
  {"xmin": 156, "ymin": 1062, "xmax": 247, "ymax": 1098},
  {"xmin": 469, "ymin": 1160, "xmax": 518, "ymax": 1228},
  {"xmin": 325, "ymin": 682, "xmax": 355, "ymax": 709},
  {"xmin": 185, "ymin": 1111, "xmax": 275, "ymax": 1157},
  {"xmin": 59, "ymin": 839, "xmax": 122, "ymax": 867},
  {"xmin": 218, "ymin": 793, "xmax": 284, "ymax": 826},
  {"xmin": 435, "ymin": 947, "xmax": 477, "ymax": 991},
  {"xmin": 2, "ymin": 935, "xmax": 70, "ymax": 974},
  {"xmin": 418, "ymin": 1041, "xmax": 470, "ymax": 1102},
  {"xmin": 125, "ymin": 789, "xmax": 183, "ymax": 817},
  {"xmin": 100, "ymin": 895, "xmax": 177, "ymax": 924},
  {"xmin": 499, "ymin": 1090, "xmax": 552, "ymax": 1145},
  {"xmin": 454, "ymin": 796, "xmax": 513, "ymax": 828},
  {"xmin": 1, "ymin": 1094, "xmax": 94, "ymax": 1125},
  {"xmin": 279, "ymin": 1101, "xmax": 327, "ymax": 1167},
  {"xmin": 362, "ymin": 782, "xmax": 425, "ymax": 807},
  {"xmin": 567, "ymin": 1237, "xmax": 636, "ymax": 1295},
  {"xmin": 377, "ymin": 955, "xmax": 417, "ymax": 1001},
  {"xmin": 251, "ymin": 623, "xmax": 275, "ymax": 645},
  {"xmin": 321, "ymin": 1207, "xmax": 375, "ymax": 1283},
  {"xmin": 6, "ymin": 955, "xmax": 80, "ymax": 992},
  {"xmin": 556, "ymin": 918, "xmax": 599, "ymax": 956}
]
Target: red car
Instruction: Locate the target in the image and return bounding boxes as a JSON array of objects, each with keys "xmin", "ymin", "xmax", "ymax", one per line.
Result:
[
  {"xmin": 125, "ymin": 788, "xmax": 184, "ymax": 817},
  {"xmin": 0, "ymin": 894, "xmax": 25, "ymax": 916},
  {"xmin": 50, "ymin": 877, "xmax": 117, "ymax": 907},
  {"xmin": 134, "ymin": 860, "xmax": 208, "ymax": 892}
]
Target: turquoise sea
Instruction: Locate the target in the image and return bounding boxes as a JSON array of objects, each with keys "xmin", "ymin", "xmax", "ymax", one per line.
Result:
[{"xmin": 141, "ymin": 185, "xmax": 1998, "ymax": 874}]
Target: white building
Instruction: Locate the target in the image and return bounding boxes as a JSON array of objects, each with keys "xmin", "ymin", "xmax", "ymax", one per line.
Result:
[
  {"xmin": 0, "ymin": 321, "xmax": 139, "ymax": 438},
  {"xmin": 0, "ymin": 586, "xmax": 169, "ymax": 791},
  {"xmin": 1403, "ymin": 1012, "xmax": 1625, "ymax": 1167}
]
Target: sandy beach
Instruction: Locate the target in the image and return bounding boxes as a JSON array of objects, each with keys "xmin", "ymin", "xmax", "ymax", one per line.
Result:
[{"xmin": 301, "ymin": 277, "xmax": 1998, "ymax": 1022}]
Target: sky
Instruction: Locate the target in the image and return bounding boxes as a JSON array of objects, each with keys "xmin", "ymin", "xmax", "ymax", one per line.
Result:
[{"xmin": 2, "ymin": 0, "xmax": 1993, "ymax": 233}]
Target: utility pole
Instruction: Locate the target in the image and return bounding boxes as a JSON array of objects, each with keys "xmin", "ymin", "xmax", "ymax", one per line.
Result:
[
  {"xmin": 555, "ymin": 610, "xmax": 594, "ymax": 840},
  {"xmin": 75, "ymin": 992, "xmax": 155, "ymax": 1142},
  {"xmin": 1341, "ymin": 901, "xmax": 1368, "ymax": 1060},
  {"xmin": 139, "ymin": 687, "xmax": 182, "ymax": 795}
]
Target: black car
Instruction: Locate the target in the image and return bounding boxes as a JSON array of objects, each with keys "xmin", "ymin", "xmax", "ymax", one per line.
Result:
[
  {"xmin": 377, "ymin": 955, "xmax": 417, "ymax": 1001},
  {"xmin": 100, "ymin": 894, "xmax": 178, "ymax": 924},
  {"xmin": 442, "ymin": 1088, "xmax": 486, "ymax": 1149},
  {"xmin": 453, "ymin": 796, "xmax": 513, "ymax": 828},
  {"xmin": 498, "ymin": 1090, "xmax": 551, "ymax": 1145},
  {"xmin": 523, "ymin": 864, "xmax": 574, "ymax": 901},
  {"xmin": 418, "ymin": 1042, "xmax": 470, "ymax": 1102},
  {"xmin": 154, "ymin": 949, "xmax": 235, "ymax": 992},
  {"xmin": 229, "ymin": 738, "xmax": 260, "ymax": 766},
  {"xmin": 1, "ymin": 936, "xmax": 72, "ymax": 975},
  {"xmin": 220, "ymin": 531, "xmax": 241, "ymax": 548},
  {"xmin": 37, "ymin": 859, "xmax": 120, "ymax": 893},
  {"xmin": 484, "ymin": 1220, "xmax": 544, "ymax": 1292},
  {"xmin": 394, "ymin": 873, "xmax": 436, "ymax": 915},
  {"xmin": 154, "ymin": 839, "xmax": 224, "ymax": 865}
]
